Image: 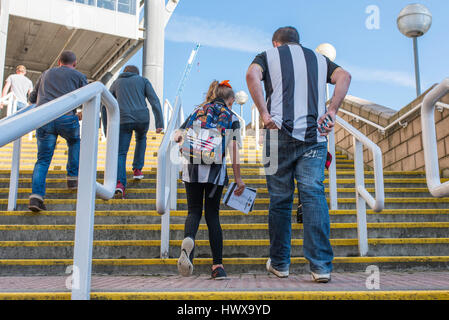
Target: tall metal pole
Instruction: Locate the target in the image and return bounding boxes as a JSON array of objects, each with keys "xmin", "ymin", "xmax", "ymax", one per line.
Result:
[
  {"xmin": 143, "ymin": 0, "xmax": 165, "ymax": 130},
  {"xmin": 413, "ymin": 37, "xmax": 422, "ymax": 97}
]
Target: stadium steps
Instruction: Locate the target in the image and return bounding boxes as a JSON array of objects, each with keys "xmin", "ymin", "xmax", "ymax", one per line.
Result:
[{"xmin": 0, "ymin": 133, "xmax": 448, "ymax": 283}]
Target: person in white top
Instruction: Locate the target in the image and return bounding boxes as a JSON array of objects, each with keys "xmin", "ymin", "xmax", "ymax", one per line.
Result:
[{"xmin": 1, "ymin": 65, "xmax": 33, "ymax": 111}]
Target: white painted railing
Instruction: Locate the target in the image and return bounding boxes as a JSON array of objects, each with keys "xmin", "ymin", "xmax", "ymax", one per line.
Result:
[
  {"xmin": 339, "ymin": 101, "xmax": 449, "ymax": 135},
  {"xmin": 335, "ymin": 115, "xmax": 384, "ymax": 256},
  {"xmin": 156, "ymin": 97, "xmax": 182, "ymax": 258},
  {"xmin": 0, "ymin": 92, "xmax": 18, "ymax": 117},
  {"xmin": 251, "ymin": 104, "xmax": 260, "ymax": 150},
  {"xmin": 422, "ymin": 78, "xmax": 449, "ymax": 198},
  {"xmin": 0, "ymin": 82, "xmax": 120, "ymax": 300}
]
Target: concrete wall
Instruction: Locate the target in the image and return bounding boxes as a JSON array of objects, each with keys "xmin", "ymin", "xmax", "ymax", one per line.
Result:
[{"xmin": 335, "ymin": 85, "xmax": 449, "ymax": 173}]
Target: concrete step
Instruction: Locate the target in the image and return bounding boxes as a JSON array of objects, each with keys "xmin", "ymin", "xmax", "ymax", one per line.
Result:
[
  {"xmin": 0, "ymin": 178, "xmax": 436, "ymax": 189},
  {"xmin": 0, "ymin": 170, "xmax": 429, "ymax": 180},
  {"xmin": 2, "ymin": 207, "xmax": 449, "ymax": 223},
  {"xmin": 1, "ymin": 238, "xmax": 449, "ymax": 259},
  {"xmin": 1, "ymin": 222, "xmax": 448, "ymax": 241},
  {"xmin": 2, "ymin": 197, "xmax": 449, "ymax": 211},
  {"xmin": 1, "ymin": 256, "xmax": 448, "ymax": 276},
  {"xmin": 0, "ymin": 187, "xmax": 436, "ymax": 200},
  {"xmin": 1, "ymin": 209, "xmax": 449, "ymax": 225}
]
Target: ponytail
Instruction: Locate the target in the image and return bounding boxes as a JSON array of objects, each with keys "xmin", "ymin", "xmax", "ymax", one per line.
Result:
[{"xmin": 201, "ymin": 80, "xmax": 235, "ymax": 107}]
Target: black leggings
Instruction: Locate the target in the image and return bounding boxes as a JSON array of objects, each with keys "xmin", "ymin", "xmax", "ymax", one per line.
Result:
[{"xmin": 184, "ymin": 182, "xmax": 224, "ymax": 265}]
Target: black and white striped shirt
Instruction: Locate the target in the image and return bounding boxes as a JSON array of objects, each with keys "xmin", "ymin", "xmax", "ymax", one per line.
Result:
[{"xmin": 252, "ymin": 43, "xmax": 339, "ymax": 143}]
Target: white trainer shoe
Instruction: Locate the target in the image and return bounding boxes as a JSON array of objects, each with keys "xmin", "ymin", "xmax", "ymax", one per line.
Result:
[
  {"xmin": 178, "ymin": 237, "xmax": 194, "ymax": 277},
  {"xmin": 266, "ymin": 258, "xmax": 289, "ymax": 278},
  {"xmin": 311, "ymin": 271, "xmax": 331, "ymax": 283}
]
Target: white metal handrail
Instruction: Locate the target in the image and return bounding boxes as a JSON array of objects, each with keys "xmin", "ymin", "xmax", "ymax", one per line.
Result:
[
  {"xmin": 335, "ymin": 115, "xmax": 385, "ymax": 256},
  {"xmin": 0, "ymin": 82, "xmax": 120, "ymax": 300},
  {"xmin": 156, "ymin": 96, "xmax": 183, "ymax": 258},
  {"xmin": 251, "ymin": 104, "xmax": 260, "ymax": 150},
  {"xmin": 339, "ymin": 101, "xmax": 449, "ymax": 135},
  {"xmin": 230, "ymin": 108, "xmax": 246, "ymax": 139},
  {"xmin": 422, "ymin": 78, "xmax": 449, "ymax": 198}
]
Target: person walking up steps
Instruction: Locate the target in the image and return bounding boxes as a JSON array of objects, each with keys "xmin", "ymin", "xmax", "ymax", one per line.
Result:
[
  {"xmin": 109, "ymin": 65, "xmax": 164, "ymax": 199},
  {"xmin": 246, "ymin": 27, "xmax": 351, "ymax": 283},
  {"xmin": 28, "ymin": 51, "xmax": 87, "ymax": 212},
  {"xmin": 1, "ymin": 65, "xmax": 33, "ymax": 111},
  {"xmin": 174, "ymin": 80, "xmax": 246, "ymax": 280}
]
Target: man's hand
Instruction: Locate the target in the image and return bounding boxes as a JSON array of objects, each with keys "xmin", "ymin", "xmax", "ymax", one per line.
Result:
[
  {"xmin": 234, "ymin": 178, "xmax": 246, "ymax": 196},
  {"xmin": 156, "ymin": 128, "xmax": 163, "ymax": 134},
  {"xmin": 173, "ymin": 130, "xmax": 183, "ymax": 143},
  {"xmin": 261, "ymin": 112, "xmax": 278, "ymax": 129},
  {"xmin": 317, "ymin": 110, "xmax": 336, "ymax": 137}
]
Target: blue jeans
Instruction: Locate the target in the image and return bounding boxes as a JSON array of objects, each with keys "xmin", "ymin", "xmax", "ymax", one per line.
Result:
[
  {"xmin": 264, "ymin": 130, "xmax": 333, "ymax": 274},
  {"xmin": 117, "ymin": 122, "xmax": 149, "ymax": 188},
  {"xmin": 32, "ymin": 114, "xmax": 80, "ymax": 198}
]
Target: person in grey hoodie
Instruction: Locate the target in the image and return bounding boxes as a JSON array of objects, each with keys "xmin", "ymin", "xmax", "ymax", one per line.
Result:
[{"xmin": 109, "ymin": 65, "xmax": 164, "ymax": 198}]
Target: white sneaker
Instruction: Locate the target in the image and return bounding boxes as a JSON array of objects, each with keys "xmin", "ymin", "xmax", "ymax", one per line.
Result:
[
  {"xmin": 311, "ymin": 271, "xmax": 331, "ymax": 283},
  {"xmin": 266, "ymin": 258, "xmax": 289, "ymax": 278},
  {"xmin": 178, "ymin": 237, "xmax": 194, "ymax": 277}
]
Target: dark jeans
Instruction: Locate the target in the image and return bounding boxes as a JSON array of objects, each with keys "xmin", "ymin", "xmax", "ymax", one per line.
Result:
[
  {"xmin": 32, "ymin": 114, "xmax": 80, "ymax": 198},
  {"xmin": 117, "ymin": 122, "xmax": 149, "ymax": 188},
  {"xmin": 184, "ymin": 182, "xmax": 224, "ymax": 265},
  {"xmin": 265, "ymin": 130, "xmax": 333, "ymax": 274}
]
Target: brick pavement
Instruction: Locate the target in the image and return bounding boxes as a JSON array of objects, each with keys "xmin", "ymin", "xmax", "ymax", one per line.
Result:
[{"xmin": 0, "ymin": 271, "xmax": 448, "ymax": 293}]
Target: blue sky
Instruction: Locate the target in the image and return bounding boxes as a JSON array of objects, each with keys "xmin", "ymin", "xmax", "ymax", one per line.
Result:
[{"xmin": 127, "ymin": 0, "xmax": 449, "ymax": 123}]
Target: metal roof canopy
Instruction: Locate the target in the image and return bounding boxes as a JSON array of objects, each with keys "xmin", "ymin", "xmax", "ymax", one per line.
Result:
[{"xmin": 4, "ymin": 14, "xmax": 139, "ymax": 84}]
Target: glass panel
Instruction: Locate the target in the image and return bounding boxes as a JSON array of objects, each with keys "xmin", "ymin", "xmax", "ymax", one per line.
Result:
[
  {"xmin": 97, "ymin": 0, "xmax": 116, "ymax": 11},
  {"xmin": 76, "ymin": 0, "xmax": 96, "ymax": 5},
  {"xmin": 118, "ymin": 0, "xmax": 136, "ymax": 15}
]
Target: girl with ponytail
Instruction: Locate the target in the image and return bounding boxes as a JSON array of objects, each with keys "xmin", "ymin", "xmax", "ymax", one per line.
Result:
[{"xmin": 174, "ymin": 80, "xmax": 246, "ymax": 280}]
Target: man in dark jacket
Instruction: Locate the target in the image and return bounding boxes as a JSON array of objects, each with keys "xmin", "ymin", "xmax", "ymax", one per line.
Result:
[
  {"xmin": 110, "ymin": 65, "xmax": 164, "ymax": 198},
  {"xmin": 28, "ymin": 51, "xmax": 87, "ymax": 212}
]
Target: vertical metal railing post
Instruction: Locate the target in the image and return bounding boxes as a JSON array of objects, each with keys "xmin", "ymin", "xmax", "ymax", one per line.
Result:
[
  {"xmin": 71, "ymin": 95, "xmax": 101, "ymax": 300},
  {"xmin": 328, "ymin": 129, "xmax": 338, "ymax": 210},
  {"xmin": 353, "ymin": 138, "xmax": 368, "ymax": 256},
  {"xmin": 7, "ymin": 137, "xmax": 21, "ymax": 211}
]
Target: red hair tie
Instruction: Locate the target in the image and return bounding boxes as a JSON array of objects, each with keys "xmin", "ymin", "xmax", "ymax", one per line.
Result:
[{"xmin": 219, "ymin": 80, "xmax": 232, "ymax": 89}]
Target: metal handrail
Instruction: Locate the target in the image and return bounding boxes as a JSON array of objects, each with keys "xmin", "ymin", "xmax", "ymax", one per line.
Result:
[
  {"xmin": 339, "ymin": 101, "xmax": 449, "ymax": 135},
  {"xmin": 422, "ymin": 78, "xmax": 449, "ymax": 198},
  {"xmin": 156, "ymin": 96, "xmax": 182, "ymax": 258},
  {"xmin": 335, "ymin": 115, "xmax": 385, "ymax": 256},
  {"xmin": 230, "ymin": 108, "xmax": 246, "ymax": 139},
  {"xmin": 0, "ymin": 82, "xmax": 120, "ymax": 300}
]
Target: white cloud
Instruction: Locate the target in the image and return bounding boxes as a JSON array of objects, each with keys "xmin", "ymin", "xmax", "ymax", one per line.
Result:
[
  {"xmin": 343, "ymin": 63, "xmax": 416, "ymax": 88},
  {"xmin": 166, "ymin": 14, "xmax": 272, "ymax": 53}
]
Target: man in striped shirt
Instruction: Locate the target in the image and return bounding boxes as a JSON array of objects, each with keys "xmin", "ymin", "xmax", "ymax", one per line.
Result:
[{"xmin": 246, "ymin": 26, "xmax": 351, "ymax": 283}]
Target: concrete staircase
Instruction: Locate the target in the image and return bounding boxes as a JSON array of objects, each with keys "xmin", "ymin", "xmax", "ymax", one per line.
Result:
[{"xmin": 1, "ymin": 132, "xmax": 449, "ymax": 278}]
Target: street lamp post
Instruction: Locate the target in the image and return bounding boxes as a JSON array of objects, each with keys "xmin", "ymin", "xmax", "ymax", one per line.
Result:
[
  {"xmin": 235, "ymin": 90, "xmax": 249, "ymax": 119},
  {"xmin": 316, "ymin": 43, "xmax": 338, "ymax": 211},
  {"xmin": 397, "ymin": 4, "xmax": 432, "ymax": 97},
  {"xmin": 235, "ymin": 91, "xmax": 249, "ymax": 138}
]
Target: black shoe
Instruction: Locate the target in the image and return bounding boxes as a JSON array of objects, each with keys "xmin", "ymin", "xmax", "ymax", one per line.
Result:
[
  {"xmin": 28, "ymin": 197, "xmax": 47, "ymax": 212},
  {"xmin": 297, "ymin": 204, "xmax": 303, "ymax": 224},
  {"xmin": 67, "ymin": 178, "xmax": 78, "ymax": 190},
  {"xmin": 211, "ymin": 267, "xmax": 228, "ymax": 280}
]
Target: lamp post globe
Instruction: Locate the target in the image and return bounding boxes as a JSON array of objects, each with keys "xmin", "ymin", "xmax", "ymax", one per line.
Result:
[
  {"xmin": 316, "ymin": 43, "xmax": 337, "ymax": 62},
  {"xmin": 235, "ymin": 90, "xmax": 249, "ymax": 118},
  {"xmin": 397, "ymin": 4, "xmax": 432, "ymax": 38},
  {"xmin": 397, "ymin": 4, "xmax": 432, "ymax": 97}
]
